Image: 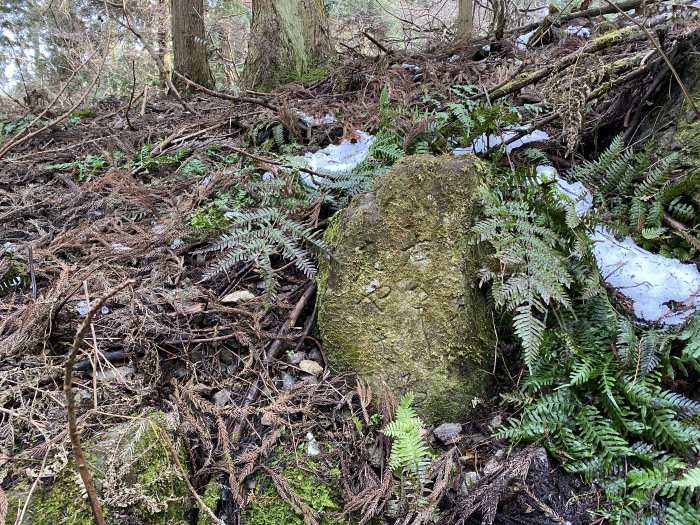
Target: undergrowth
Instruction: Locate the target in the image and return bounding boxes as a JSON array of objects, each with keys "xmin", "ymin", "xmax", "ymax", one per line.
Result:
[
  {"xmin": 571, "ymin": 135, "xmax": 699, "ymax": 260},
  {"xmin": 383, "ymin": 393, "xmax": 433, "ymax": 517},
  {"xmin": 475, "ymin": 161, "xmax": 700, "ymax": 523}
]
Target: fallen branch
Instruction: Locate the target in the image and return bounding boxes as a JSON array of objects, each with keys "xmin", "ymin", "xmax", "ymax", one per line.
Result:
[
  {"xmin": 601, "ymin": 0, "xmax": 700, "ymax": 119},
  {"xmin": 224, "ymin": 145, "xmax": 328, "ymax": 180},
  {"xmin": 172, "ymin": 71, "xmax": 279, "ymax": 112},
  {"xmin": 363, "ymin": 31, "xmax": 393, "ymax": 55},
  {"xmin": 508, "ymin": 0, "xmax": 661, "ymax": 36},
  {"xmin": 663, "ymin": 213, "xmax": 700, "ymax": 251},
  {"xmin": 64, "ymin": 279, "xmax": 135, "ymax": 525},
  {"xmin": 488, "ymin": 25, "xmax": 647, "ymax": 100},
  {"xmin": 231, "ymin": 283, "xmax": 317, "ymax": 444}
]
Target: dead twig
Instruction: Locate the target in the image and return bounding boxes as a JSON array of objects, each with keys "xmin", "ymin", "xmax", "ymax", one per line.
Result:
[
  {"xmin": 601, "ymin": 0, "xmax": 700, "ymax": 120},
  {"xmin": 64, "ymin": 279, "xmax": 135, "ymax": 525},
  {"xmin": 172, "ymin": 71, "xmax": 279, "ymax": 112}
]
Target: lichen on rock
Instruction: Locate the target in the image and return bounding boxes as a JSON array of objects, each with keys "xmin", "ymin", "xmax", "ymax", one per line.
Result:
[
  {"xmin": 6, "ymin": 411, "xmax": 192, "ymax": 525},
  {"xmin": 317, "ymin": 154, "xmax": 495, "ymax": 423}
]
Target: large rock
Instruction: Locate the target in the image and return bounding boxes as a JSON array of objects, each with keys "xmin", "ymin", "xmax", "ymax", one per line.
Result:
[
  {"xmin": 317, "ymin": 155, "xmax": 494, "ymax": 423},
  {"xmin": 7, "ymin": 411, "xmax": 192, "ymax": 525}
]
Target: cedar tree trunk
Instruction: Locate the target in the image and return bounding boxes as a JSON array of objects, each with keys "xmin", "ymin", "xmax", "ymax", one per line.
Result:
[
  {"xmin": 243, "ymin": 0, "xmax": 332, "ymax": 90},
  {"xmin": 456, "ymin": 0, "xmax": 475, "ymax": 42},
  {"xmin": 171, "ymin": 0, "xmax": 212, "ymax": 90}
]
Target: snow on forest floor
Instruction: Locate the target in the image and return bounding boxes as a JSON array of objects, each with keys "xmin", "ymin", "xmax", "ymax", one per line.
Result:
[{"xmin": 304, "ymin": 129, "xmax": 700, "ymax": 326}]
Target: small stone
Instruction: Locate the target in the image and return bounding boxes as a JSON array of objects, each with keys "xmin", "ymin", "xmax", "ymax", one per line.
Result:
[
  {"xmin": 219, "ymin": 348, "xmax": 235, "ymax": 365},
  {"xmin": 95, "ymin": 365, "xmax": 135, "ymax": 382},
  {"xmin": 287, "ymin": 351, "xmax": 306, "ymax": 365},
  {"xmin": 169, "ymin": 238, "xmax": 184, "ymax": 250},
  {"xmin": 281, "ymin": 373, "xmax": 297, "ymax": 390},
  {"xmin": 459, "ymin": 471, "xmax": 480, "ymax": 494},
  {"xmin": 221, "ymin": 290, "xmax": 256, "ymax": 304},
  {"xmin": 488, "ymin": 414, "xmax": 503, "ymax": 431},
  {"xmin": 299, "ymin": 360, "xmax": 323, "ymax": 376},
  {"xmin": 76, "ymin": 300, "xmax": 90, "ymax": 316},
  {"xmin": 306, "ymin": 432, "xmax": 321, "ymax": 456},
  {"xmin": 214, "ymin": 389, "xmax": 232, "ymax": 407},
  {"xmin": 433, "ymin": 422, "xmax": 462, "ymax": 445}
]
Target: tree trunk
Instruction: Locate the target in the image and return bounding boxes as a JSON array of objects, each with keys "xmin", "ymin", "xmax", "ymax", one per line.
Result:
[
  {"xmin": 157, "ymin": 0, "xmax": 170, "ymax": 90},
  {"xmin": 243, "ymin": 0, "xmax": 331, "ymax": 90},
  {"xmin": 170, "ymin": 0, "xmax": 212, "ymax": 90},
  {"xmin": 456, "ymin": 0, "xmax": 474, "ymax": 42}
]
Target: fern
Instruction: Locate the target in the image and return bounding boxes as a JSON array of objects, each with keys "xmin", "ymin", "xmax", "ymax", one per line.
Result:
[
  {"xmin": 383, "ymin": 393, "xmax": 431, "ymax": 477},
  {"xmin": 478, "ymin": 158, "xmax": 700, "ymax": 522},
  {"xmin": 567, "ymin": 137, "xmax": 695, "ymax": 256}
]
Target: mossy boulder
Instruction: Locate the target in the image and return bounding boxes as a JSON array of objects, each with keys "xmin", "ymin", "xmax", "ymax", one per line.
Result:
[
  {"xmin": 317, "ymin": 155, "xmax": 495, "ymax": 423},
  {"xmin": 6, "ymin": 411, "xmax": 192, "ymax": 525}
]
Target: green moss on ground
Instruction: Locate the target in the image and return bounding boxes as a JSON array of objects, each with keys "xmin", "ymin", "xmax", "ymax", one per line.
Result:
[
  {"xmin": 244, "ymin": 452, "xmax": 353, "ymax": 525},
  {"xmin": 6, "ymin": 411, "xmax": 191, "ymax": 525}
]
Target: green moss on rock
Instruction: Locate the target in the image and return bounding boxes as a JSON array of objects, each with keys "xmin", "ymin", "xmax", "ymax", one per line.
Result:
[
  {"xmin": 6, "ymin": 411, "xmax": 191, "ymax": 525},
  {"xmin": 317, "ymin": 155, "xmax": 495, "ymax": 423}
]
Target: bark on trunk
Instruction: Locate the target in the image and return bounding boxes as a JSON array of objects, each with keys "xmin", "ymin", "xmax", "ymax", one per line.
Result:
[
  {"xmin": 171, "ymin": 0, "xmax": 212, "ymax": 90},
  {"xmin": 157, "ymin": 0, "xmax": 170, "ymax": 90},
  {"xmin": 243, "ymin": 0, "xmax": 332, "ymax": 90},
  {"xmin": 456, "ymin": 0, "xmax": 475, "ymax": 42}
]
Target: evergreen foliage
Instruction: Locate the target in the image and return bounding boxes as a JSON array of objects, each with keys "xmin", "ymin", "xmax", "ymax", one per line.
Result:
[
  {"xmin": 569, "ymin": 135, "xmax": 699, "ymax": 259},
  {"xmin": 475, "ymin": 160, "xmax": 700, "ymax": 523}
]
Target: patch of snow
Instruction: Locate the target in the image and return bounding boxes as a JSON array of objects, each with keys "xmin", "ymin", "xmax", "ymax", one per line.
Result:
[
  {"xmin": 565, "ymin": 25, "xmax": 591, "ymax": 38},
  {"xmin": 592, "ymin": 227, "xmax": 700, "ymax": 325},
  {"xmin": 481, "ymin": 44, "xmax": 491, "ymax": 54},
  {"xmin": 111, "ymin": 243, "xmax": 130, "ymax": 253},
  {"xmin": 538, "ymin": 165, "xmax": 700, "ymax": 325},
  {"xmin": 516, "ymin": 29, "xmax": 537, "ymax": 50},
  {"xmin": 303, "ymin": 131, "xmax": 374, "ymax": 185},
  {"xmin": 2, "ymin": 242, "xmax": 17, "ymax": 253},
  {"xmin": 401, "ymin": 63, "xmax": 420, "ymax": 72},
  {"xmin": 454, "ymin": 128, "xmax": 550, "ymax": 155},
  {"xmin": 306, "ymin": 432, "xmax": 321, "ymax": 456},
  {"xmin": 76, "ymin": 300, "xmax": 90, "ymax": 316},
  {"xmin": 298, "ymin": 111, "xmax": 337, "ymax": 126}
]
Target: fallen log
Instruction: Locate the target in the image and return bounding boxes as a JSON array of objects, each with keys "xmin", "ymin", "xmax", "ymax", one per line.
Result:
[{"xmin": 488, "ymin": 25, "xmax": 649, "ymax": 100}]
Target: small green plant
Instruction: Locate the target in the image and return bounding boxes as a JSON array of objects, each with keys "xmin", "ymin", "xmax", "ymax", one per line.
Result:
[
  {"xmin": 47, "ymin": 154, "xmax": 108, "ymax": 182},
  {"xmin": 196, "ymin": 207, "xmax": 327, "ymax": 303},
  {"xmin": 475, "ymin": 159, "xmax": 700, "ymax": 523},
  {"xmin": 190, "ymin": 189, "xmax": 255, "ymax": 236},
  {"xmin": 570, "ymin": 135, "xmax": 698, "ymax": 259},
  {"xmin": 382, "ymin": 393, "xmax": 432, "ymax": 515},
  {"xmin": 181, "ymin": 158, "xmax": 208, "ymax": 177},
  {"xmin": 131, "ymin": 145, "xmax": 190, "ymax": 173}
]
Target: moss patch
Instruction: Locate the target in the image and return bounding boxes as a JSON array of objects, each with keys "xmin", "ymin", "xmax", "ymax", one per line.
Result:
[
  {"xmin": 6, "ymin": 411, "xmax": 191, "ymax": 525},
  {"xmin": 317, "ymin": 155, "xmax": 495, "ymax": 423},
  {"xmin": 243, "ymin": 452, "xmax": 352, "ymax": 525}
]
